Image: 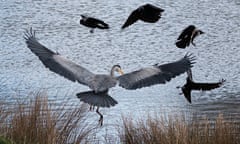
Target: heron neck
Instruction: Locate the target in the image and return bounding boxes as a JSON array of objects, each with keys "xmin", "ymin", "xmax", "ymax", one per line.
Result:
[{"xmin": 110, "ymin": 70, "xmax": 114, "ymax": 77}]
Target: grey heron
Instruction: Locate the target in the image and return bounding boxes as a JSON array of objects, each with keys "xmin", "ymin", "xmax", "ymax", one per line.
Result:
[
  {"xmin": 176, "ymin": 25, "xmax": 204, "ymax": 49},
  {"xmin": 80, "ymin": 15, "xmax": 109, "ymax": 33},
  {"xmin": 121, "ymin": 3, "xmax": 164, "ymax": 29},
  {"xmin": 24, "ymin": 28, "xmax": 195, "ymax": 125}
]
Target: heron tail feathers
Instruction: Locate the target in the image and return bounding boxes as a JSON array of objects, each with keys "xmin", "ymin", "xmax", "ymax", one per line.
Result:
[{"xmin": 76, "ymin": 91, "xmax": 118, "ymax": 108}]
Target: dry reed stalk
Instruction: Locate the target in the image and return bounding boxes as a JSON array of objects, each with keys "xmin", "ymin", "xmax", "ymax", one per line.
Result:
[
  {"xmin": 0, "ymin": 92, "xmax": 95, "ymax": 144},
  {"xmin": 121, "ymin": 114, "xmax": 240, "ymax": 144}
]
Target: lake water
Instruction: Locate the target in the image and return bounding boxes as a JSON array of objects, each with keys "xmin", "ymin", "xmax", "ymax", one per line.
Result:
[{"xmin": 1, "ymin": 0, "xmax": 240, "ymax": 142}]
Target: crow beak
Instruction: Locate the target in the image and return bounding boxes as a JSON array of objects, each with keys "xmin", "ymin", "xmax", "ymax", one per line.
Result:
[{"xmin": 200, "ymin": 31, "xmax": 205, "ymax": 34}]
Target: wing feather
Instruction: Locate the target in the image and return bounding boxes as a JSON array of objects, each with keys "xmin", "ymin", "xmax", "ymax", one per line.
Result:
[
  {"xmin": 144, "ymin": 4, "xmax": 164, "ymax": 13},
  {"xmin": 182, "ymin": 86, "xmax": 192, "ymax": 103},
  {"xmin": 118, "ymin": 53, "xmax": 196, "ymax": 90},
  {"xmin": 89, "ymin": 17, "xmax": 109, "ymax": 29},
  {"xmin": 76, "ymin": 91, "xmax": 118, "ymax": 108},
  {"xmin": 121, "ymin": 9, "xmax": 140, "ymax": 29},
  {"xmin": 158, "ymin": 53, "xmax": 196, "ymax": 77},
  {"xmin": 177, "ymin": 25, "xmax": 195, "ymax": 40},
  {"xmin": 176, "ymin": 26, "xmax": 196, "ymax": 48},
  {"xmin": 24, "ymin": 28, "xmax": 95, "ymax": 87}
]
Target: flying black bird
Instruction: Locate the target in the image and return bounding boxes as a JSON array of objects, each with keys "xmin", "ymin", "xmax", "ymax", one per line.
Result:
[
  {"xmin": 80, "ymin": 15, "xmax": 109, "ymax": 33},
  {"xmin": 176, "ymin": 25, "xmax": 204, "ymax": 49},
  {"xmin": 24, "ymin": 28, "xmax": 195, "ymax": 125},
  {"xmin": 180, "ymin": 70, "xmax": 225, "ymax": 103},
  {"xmin": 121, "ymin": 3, "xmax": 164, "ymax": 29}
]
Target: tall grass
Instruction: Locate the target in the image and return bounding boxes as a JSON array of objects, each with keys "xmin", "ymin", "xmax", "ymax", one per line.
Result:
[
  {"xmin": 0, "ymin": 92, "xmax": 95, "ymax": 144},
  {"xmin": 120, "ymin": 114, "xmax": 240, "ymax": 144},
  {"xmin": 1, "ymin": 92, "xmax": 240, "ymax": 144}
]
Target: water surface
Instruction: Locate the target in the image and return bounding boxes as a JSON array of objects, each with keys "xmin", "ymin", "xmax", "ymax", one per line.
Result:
[{"xmin": 1, "ymin": 0, "xmax": 240, "ymax": 142}]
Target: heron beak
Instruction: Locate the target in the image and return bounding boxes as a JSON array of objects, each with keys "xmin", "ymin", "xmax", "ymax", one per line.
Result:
[{"xmin": 118, "ymin": 69, "xmax": 124, "ymax": 75}]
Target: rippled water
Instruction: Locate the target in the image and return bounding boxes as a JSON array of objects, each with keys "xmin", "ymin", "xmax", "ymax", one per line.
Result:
[{"xmin": 1, "ymin": 0, "xmax": 240, "ymax": 142}]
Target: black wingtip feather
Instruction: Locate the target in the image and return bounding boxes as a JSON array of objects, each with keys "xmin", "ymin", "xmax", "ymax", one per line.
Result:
[
  {"xmin": 184, "ymin": 53, "xmax": 196, "ymax": 66},
  {"xmin": 24, "ymin": 27, "xmax": 35, "ymax": 40}
]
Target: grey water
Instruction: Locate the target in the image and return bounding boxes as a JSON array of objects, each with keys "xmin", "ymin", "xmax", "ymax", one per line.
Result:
[{"xmin": 1, "ymin": 0, "xmax": 240, "ymax": 142}]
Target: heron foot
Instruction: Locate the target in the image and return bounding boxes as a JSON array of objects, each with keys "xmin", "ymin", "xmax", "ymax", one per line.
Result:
[{"xmin": 98, "ymin": 115, "xmax": 103, "ymax": 126}]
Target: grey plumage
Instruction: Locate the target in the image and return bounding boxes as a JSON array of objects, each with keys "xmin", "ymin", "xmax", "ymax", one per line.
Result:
[
  {"xmin": 24, "ymin": 28, "xmax": 195, "ymax": 92},
  {"xmin": 118, "ymin": 53, "xmax": 195, "ymax": 89},
  {"xmin": 24, "ymin": 28, "xmax": 196, "ymax": 125},
  {"xmin": 24, "ymin": 28, "xmax": 117, "ymax": 93},
  {"xmin": 76, "ymin": 90, "xmax": 118, "ymax": 108}
]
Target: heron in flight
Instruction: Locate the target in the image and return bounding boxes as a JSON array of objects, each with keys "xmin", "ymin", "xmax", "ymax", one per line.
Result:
[
  {"xmin": 121, "ymin": 3, "xmax": 164, "ymax": 29},
  {"xmin": 24, "ymin": 28, "xmax": 195, "ymax": 125},
  {"xmin": 176, "ymin": 25, "xmax": 204, "ymax": 49}
]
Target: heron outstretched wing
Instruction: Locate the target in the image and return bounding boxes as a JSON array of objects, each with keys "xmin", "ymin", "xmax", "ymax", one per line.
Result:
[
  {"xmin": 118, "ymin": 53, "xmax": 196, "ymax": 90},
  {"xmin": 24, "ymin": 28, "xmax": 95, "ymax": 87}
]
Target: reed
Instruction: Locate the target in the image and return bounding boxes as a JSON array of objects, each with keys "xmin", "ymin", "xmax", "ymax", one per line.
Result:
[
  {"xmin": 1, "ymin": 92, "xmax": 240, "ymax": 144},
  {"xmin": 120, "ymin": 114, "xmax": 240, "ymax": 144},
  {"xmin": 0, "ymin": 92, "xmax": 95, "ymax": 144}
]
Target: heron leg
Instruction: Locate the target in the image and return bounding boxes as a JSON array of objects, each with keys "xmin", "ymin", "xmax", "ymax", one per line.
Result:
[
  {"xmin": 89, "ymin": 105, "xmax": 95, "ymax": 111},
  {"xmin": 96, "ymin": 107, "xmax": 103, "ymax": 126},
  {"xmin": 89, "ymin": 105, "xmax": 92, "ymax": 111}
]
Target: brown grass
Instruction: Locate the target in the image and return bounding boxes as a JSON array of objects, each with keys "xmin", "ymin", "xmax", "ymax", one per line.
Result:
[
  {"xmin": 120, "ymin": 114, "xmax": 240, "ymax": 144},
  {"xmin": 0, "ymin": 92, "xmax": 95, "ymax": 144},
  {"xmin": 1, "ymin": 92, "xmax": 240, "ymax": 144}
]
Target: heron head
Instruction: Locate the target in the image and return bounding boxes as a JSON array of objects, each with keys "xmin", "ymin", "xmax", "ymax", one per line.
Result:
[{"xmin": 111, "ymin": 65, "xmax": 124, "ymax": 76}]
